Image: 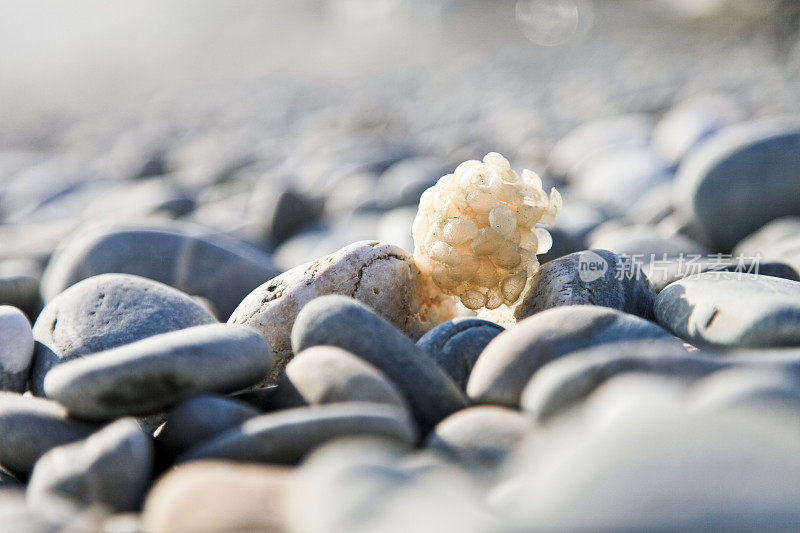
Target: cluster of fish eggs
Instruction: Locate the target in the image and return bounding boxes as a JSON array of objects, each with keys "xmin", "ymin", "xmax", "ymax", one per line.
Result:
[{"xmin": 412, "ymin": 153, "xmax": 562, "ymax": 310}]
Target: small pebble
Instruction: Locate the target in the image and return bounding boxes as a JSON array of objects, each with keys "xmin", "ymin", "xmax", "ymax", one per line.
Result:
[{"xmin": 0, "ymin": 306, "xmax": 34, "ymax": 392}]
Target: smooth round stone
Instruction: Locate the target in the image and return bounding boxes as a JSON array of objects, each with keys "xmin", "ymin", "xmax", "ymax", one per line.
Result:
[
  {"xmin": 416, "ymin": 319, "xmax": 504, "ymax": 389},
  {"xmin": 143, "ymin": 461, "xmax": 291, "ymax": 533},
  {"xmin": 674, "ymin": 119, "xmax": 800, "ymax": 251},
  {"xmin": 31, "ymin": 273, "xmax": 217, "ymax": 395},
  {"xmin": 690, "ymin": 367, "xmax": 800, "ymax": 412},
  {"xmin": 0, "ymin": 392, "xmax": 97, "ymax": 477},
  {"xmin": 425, "ymin": 406, "xmax": 531, "ymax": 471},
  {"xmin": 155, "ymin": 395, "xmax": 260, "ymax": 458},
  {"xmin": 230, "ymin": 241, "xmax": 456, "ymax": 380},
  {"xmin": 587, "ymin": 224, "xmax": 708, "ymax": 259},
  {"xmin": 40, "ymin": 225, "xmax": 280, "ymax": 320},
  {"xmin": 481, "ymin": 250, "xmax": 657, "ymax": 327},
  {"xmin": 247, "ymin": 181, "xmax": 322, "ymax": 245},
  {"xmin": 43, "ymin": 324, "xmax": 273, "ymax": 421},
  {"xmin": 655, "ymin": 273, "xmax": 800, "ymax": 348},
  {"xmin": 291, "ymin": 295, "xmax": 468, "ymax": 432},
  {"xmin": 271, "ymin": 346, "xmax": 407, "ymax": 411},
  {"xmin": 520, "ymin": 339, "xmax": 716, "ymax": 423},
  {"xmin": 644, "ymin": 258, "xmax": 798, "ymax": 293},
  {"xmin": 0, "ymin": 258, "xmax": 42, "ymax": 320},
  {"xmin": 467, "ymin": 306, "xmax": 675, "ymax": 407},
  {"xmin": 734, "ymin": 216, "xmax": 800, "ymax": 258},
  {"xmin": 27, "ymin": 418, "xmax": 153, "ymax": 513},
  {"xmin": 178, "ymin": 403, "xmax": 416, "ymax": 464},
  {"xmin": 0, "ymin": 306, "xmax": 34, "ymax": 392}
]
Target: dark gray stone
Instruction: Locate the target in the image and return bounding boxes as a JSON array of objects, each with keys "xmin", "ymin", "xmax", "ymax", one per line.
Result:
[
  {"xmin": 425, "ymin": 406, "xmax": 531, "ymax": 471},
  {"xmin": 178, "ymin": 403, "xmax": 416, "ymax": 464},
  {"xmin": 467, "ymin": 306, "xmax": 675, "ymax": 407},
  {"xmin": 655, "ymin": 272, "xmax": 800, "ymax": 348},
  {"xmin": 43, "ymin": 324, "xmax": 273, "ymax": 421},
  {"xmin": 27, "ymin": 418, "xmax": 154, "ymax": 513},
  {"xmin": 416, "ymin": 319, "xmax": 504, "ymax": 389},
  {"xmin": 31, "ymin": 273, "xmax": 217, "ymax": 395},
  {"xmin": 248, "ymin": 181, "xmax": 321, "ymax": 245},
  {"xmin": 272, "ymin": 346, "xmax": 407, "ymax": 411},
  {"xmin": 0, "ymin": 306, "xmax": 34, "ymax": 392},
  {"xmin": 0, "ymin": 393, "xmax": 97, "ymax": 478},
  {"xmin": 156, "ymin": 394, "xmax": 259, "ymax": 458},
  {"xmin": 40, "ymin": 225, "xmax": 280, "ymax": 319},
  {"xmin": 674, "ymin": 119, "xmax": 800, "ymax": 251},
  {"xmin": 291, "ymin": 295, "xmax": 468, "ymax": 432},
  {"xmin": 0, "ymin": 259, "xmax": 42, "ymax": 321}
]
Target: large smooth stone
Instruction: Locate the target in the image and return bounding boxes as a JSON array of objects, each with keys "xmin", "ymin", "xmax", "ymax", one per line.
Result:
[
  {"xmin": 178, "ymin": 403, "xmax": 416, "ymax": 464},
  {"xmin": 229, "ymin": 241, "xmax": 456, "ymax": 379},
  {"xmin": 467, "ymin": 306, "xmax": 675, "ymax": 407},
  {"xmin": 43, "ymin": 324, "xmax": 273, "ymax": 421},
  {"xmin": 291, "ymin": 295, "xmax": 468, "ymax": 432},
  {"xmin": 40, "ymin": 225, "xmax": 280, "ymax": 319},
  {"xmin": 0, "ymin": 393, "xmax": 97, "ymax": 478},
  {"xmin": 416, "ymin": 319, "xmax": 504, "ymax": 389},
  {"xmin": 31, "ymin": 274, "xmax": 217, "ymax": 395},
  {"xmin": 481, "ymin": 250, "xmax": 656, "ymax": 327},
  {"xmin": 655, "ymin": 272, "xmax": 800, "ymax": 348},
  {"xmin": 0, "ymin": 306, "xmax": 34, "ymax": 392},
  {"xmin": 27, "ymin": 418, "xmax": 153, "ymax": 514},
  {"xmin": 271, "ymin": 346, "xmax": 407, "ymax": 411},
  {"xmin": 674, "ymin": 119, "xmax": 800, "ymax": 251},
  {"xmin": 143, "ymin": 461, "xmax": 291, "ymax": 533}
]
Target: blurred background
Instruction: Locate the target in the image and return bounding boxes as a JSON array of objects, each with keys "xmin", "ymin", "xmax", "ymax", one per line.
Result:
[{"xmin": 2, "ymin": 0, "xmax": 800, "ymax": 313}]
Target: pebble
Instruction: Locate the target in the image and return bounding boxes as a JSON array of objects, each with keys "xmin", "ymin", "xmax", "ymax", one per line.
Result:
[
  {"xmin": 247, "ymin": 181, "xmax": 322, "ymax": 245},
  {"xmin": 177, "ymin": 403, "xmax": 416, "ymax": 464},
  {"xmin": 690, "ymin": 366, "xmax": 800, "ymax": 412},
  {"xmin": 644, "ymin": 257, "xmax": 798, "ymax": 292},
  {"xmin": 43, "ymin": 324, "xmax": 273, "ymax": 421},
  {"xmin": 655, "ymin": 272, "xmax": 800, "ymax": 348},
  {"xmin": 291, "ymin": 295, "xmax": 469, "ymax": 432},
  {"xmin": 467, "ymin": 306, "xmax": 675, "ymax": 407},
  {"xmin": 0, "ymin": 306, "xmax": 34, "ymax": 392},
  {"xmin": 143, "ymin": 461, "xmax": 291, "ymax": 533},
  {"xmin": 425, "ymin": 406, "xmax": 531, "ymax": 472},
  {"xmin": 0, "ymin": 392, "xmax": 97, "ymax": 478},
  {"xmin": 27, "ymin": 418, "xmax": 153, "ymax": 514},
  {"xmin": 0, "ymin": 258, "xmax": 42, "ymax": 320},
  {"xmin": 481, "ymin": 249, "xmax": 656, "ymax": 327},
  {"xmin": 40, "ymin": 224, "xmax": 280, "ymax": 320},
  {"xmin": 31, "ymin": 273, "xmax": 217, "ymax": 395},
  {"xmin": 229, "ymin": 241, "xmax": 456, "ymax": 380},
  {"xmin": 271, "ymin": 345, "xmax": 408, "ymax": 411},
  {"xmin": 155, "ymin": 394, "xmax": 260, "ymax": 458},
  {"xmin": 416, "ymin": 318, "xmax": 504, "ymax": 389},
  {"xmin": 674, "ymin": 119, "xmax": 800, "ymax": 251}
]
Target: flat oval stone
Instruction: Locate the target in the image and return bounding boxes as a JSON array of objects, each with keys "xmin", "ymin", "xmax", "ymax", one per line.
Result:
[
  {"xmin": 425, "ymin": 406, "xmax": 531, "ymax": 471},
  {"xmin": 467, "ymin": 306, "xmax": 675, "ymax": 407},
  {"xmin": 177, "ymin": 403, "xmax": 416, "ymax": 464},
  {"xmin": 27, "ymin": 418, "xmax": 153, "ymax": 513},
  {"xmin": 0, "ymin": 306, "xmax": 34, "ymax": 392},
  {"xmin": 416, "ymin": 319, "xmax": 504, "ymax": 389},
  {"xmin": 291, "ymin": 295, "xmax": 468, "ymax": 432},
  {"xmin": 41, "ymin": 225, "xmax": 280, "ymax": 320},
  {"xmin": 229, "ymin": 241, "xmax": 456, "ymax": 380},
  {"xmin": 43, "ymin": 324, "xmax": 273, "ymax": 421},
  {"xmin": 655, "ymin": 272, "xmax": 800, "ymax": 348},
  {"xmin": 155, "ymin": 395, "xmax": 260, "ymax": 458},
  {"xmin": 31, "ymin": 273, "xmax": 217, "ymax": 395},
  {"xmin": 674, "ymin": 119, "xmax": 800, "ymax": 251},
  {"xmin": 644, "ymin": 258, "xmax": 799, "ymax": 293},
  {"xmin": 0, "ymin": 392, "xmax": 97, "ymax": 478},
  {"xmin": 272, "ymin": 346, "xmax": 407, "ymax": 411},
  {"xmin": 481, "ymin": 250, "xmax": 656, "ymax": 327},
  {"xmin": 143, "ymin": 461, "xmax": 291, "ymax": 533}
]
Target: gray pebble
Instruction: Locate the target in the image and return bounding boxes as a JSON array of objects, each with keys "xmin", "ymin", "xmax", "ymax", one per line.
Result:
[
  {"xmin": 31, "ymin": 273, "xmax": 217, "ymax": 395},
  {"xmin": 0, "ymin": 306, "xmax": 34, "ymax": 392},
  {"xmin": 690, "ymin": 367, "xmax": 800, "ymax": 412},
  {"xmin": 27, "ymin": 418, "xmax": 153, "ymax": 514},
  {"xmin": 468, "ymin": 306, "xmax": 675, "ymax": 407},
  {"xmin": 41, "ymin": 225, "xmax": 280, "ymax": 320},
  {"xmin": 43, "ymin": 324, "xmax": 273, "ymax": 421},
  {"xmin": 0, "ymin": 392, "xmax": 97, "ymax": 478},
  {"xmin": 0, "ymin": 259, "xmax": 42, "ymax": 321},
  {"xmin": 655, "ymin": 272, "xmax": 800, "ymax": 348},
  {"xmin": 291, "ymin": 295, "xmax": 468, "ymax": 432},
  {"xmin": 644, "ymin": 257, "xmax": 798, "ymax": 293},
  {"xmin": 272, "ymin": 346, "xmax": 408, "ymax": 411},
  {"xmin": 416, "ymin": 318, "xmax": 504, "ymax": 389},
  {"xmin": 178, "ymin": 403, "xmax": 416, "ymax": 464}
]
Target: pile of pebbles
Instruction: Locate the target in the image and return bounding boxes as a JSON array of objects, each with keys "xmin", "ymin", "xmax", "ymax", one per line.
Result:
[{"xmin": 4, "ymin": 3, "xmax": 800, "ymax": 532}]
